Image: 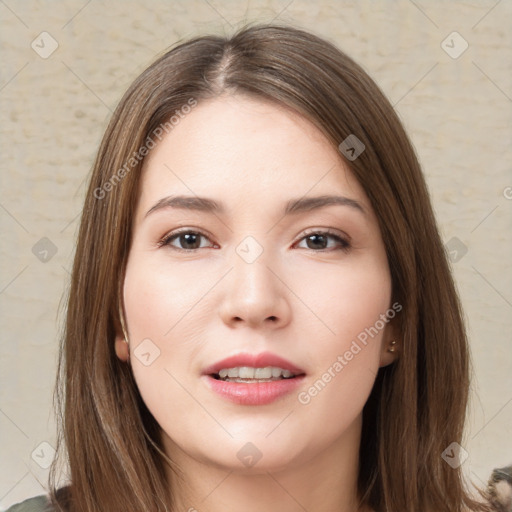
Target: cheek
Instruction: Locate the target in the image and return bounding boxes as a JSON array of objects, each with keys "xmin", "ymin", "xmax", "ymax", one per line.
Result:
[
  {"xmin": 294, "ymin": 255, "xmax": 391, "ymax": 408},
  {"xmin": 123, "ymin": 254, "xmax": 214, "ymax": 345},
  {"xmin": 293, "ymin": 254, "xmax": 391, "ymax": 353},
  {"xmin": 122, "ymin": 254, "xmax": 216, "ymax": 416}
]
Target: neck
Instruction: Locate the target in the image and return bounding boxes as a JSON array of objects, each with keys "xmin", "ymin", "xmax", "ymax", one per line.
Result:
[{"xmin": 162, "ymin": 415, "xmax": 371, "ymax": 512}]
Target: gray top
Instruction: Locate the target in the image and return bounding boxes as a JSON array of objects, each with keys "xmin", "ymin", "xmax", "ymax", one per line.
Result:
[{"xmin": 4, "ymin": 495, "xmax": 54, "ymax": 512}]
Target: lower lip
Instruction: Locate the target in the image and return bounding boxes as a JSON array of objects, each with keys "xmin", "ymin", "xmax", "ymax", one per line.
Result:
[{"xmin": 203, "ymin": 375, "xmax": 305, "ymax": 405}]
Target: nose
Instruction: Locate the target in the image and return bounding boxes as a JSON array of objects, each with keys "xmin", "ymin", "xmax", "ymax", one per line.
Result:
[{"xmin": 218, "ymin": 243, "xmax": 291, "ymax": 330}]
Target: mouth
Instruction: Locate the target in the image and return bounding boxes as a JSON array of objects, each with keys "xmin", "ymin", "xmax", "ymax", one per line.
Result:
[
  {"xmin": 211, "ymin": 365, "xmax": 301, "ymax": 383},
  {"xmin": 202, "ymin": 352, "xmax": 306, "ymax": 405}
]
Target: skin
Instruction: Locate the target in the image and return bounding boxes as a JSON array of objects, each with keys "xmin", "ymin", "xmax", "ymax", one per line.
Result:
[{"xmin": 115, "ymin": 93, "xmax": 399, "ymax": 512}]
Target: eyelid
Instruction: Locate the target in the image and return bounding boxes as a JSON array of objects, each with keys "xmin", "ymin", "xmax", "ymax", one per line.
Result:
[
  {"xmin": 297, "ymin": 227, "xmax": 351, "ymax": 244},
  {"xmin": 293, "ymin": 228, "xmax": 351, "ymax": 252},
  {"xmin": 156, "ymin": 227, "xmax": 215, "ymax": 250}
]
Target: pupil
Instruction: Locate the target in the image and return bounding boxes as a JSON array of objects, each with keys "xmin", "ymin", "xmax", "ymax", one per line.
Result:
[
  {"xmin": 307, "ymin": 234, "xmax": 326, "ymax": 249},
  {"xmin": 179, "ymin": 233, "xmax": 328, "ymax": 250},
  {"xmin": 182, "ymin": 233, "xmax": 199, "ymax": 249}
]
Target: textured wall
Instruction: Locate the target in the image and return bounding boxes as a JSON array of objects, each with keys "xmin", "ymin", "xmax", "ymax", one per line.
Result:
[{"xmin": 1, "ymin": 0, "xmax": 511, "ymax": 508}]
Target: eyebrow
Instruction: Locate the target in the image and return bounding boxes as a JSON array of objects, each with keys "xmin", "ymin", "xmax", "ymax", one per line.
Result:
[{"xmin": 144, "ymin": 194, "xmax": 366, "ymax": 219}]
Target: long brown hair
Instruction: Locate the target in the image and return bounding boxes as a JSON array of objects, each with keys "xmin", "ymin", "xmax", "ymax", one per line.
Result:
[{"xmin": 48, "ymin": 22, "xmax": 492, "ymax": 512}]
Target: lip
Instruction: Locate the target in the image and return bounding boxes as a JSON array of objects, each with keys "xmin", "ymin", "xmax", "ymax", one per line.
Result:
[{"xmin": 202, "ymin": 351, "xmax": 306, "ymax": 406}]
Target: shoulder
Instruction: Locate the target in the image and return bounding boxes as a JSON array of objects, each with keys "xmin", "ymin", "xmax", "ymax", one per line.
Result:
[{"xmin": 3, "ymin": 495, "xmax": 54, "ymax": 512}]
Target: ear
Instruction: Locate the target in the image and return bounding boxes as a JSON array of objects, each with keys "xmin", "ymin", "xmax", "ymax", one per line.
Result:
[
  {"xmin": 379, "ymin": 315, "xmax": 401, "ymax": 368},
  {"xmin": 115, "ymin": 333, "xmax": 130, "ymax": 362},
  {"xmin": 114, "ymin": 307, "xmax": 130, "ymax": 362}
]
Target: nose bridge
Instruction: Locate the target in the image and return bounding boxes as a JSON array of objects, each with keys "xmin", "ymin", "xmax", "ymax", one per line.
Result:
[
  {"xmin": 232, "ymin": 233, "xmax": 278, "ymax": 302},
  {"xmin": 220, "ymin": 233, "xmax": 289, "ymax": 327}
]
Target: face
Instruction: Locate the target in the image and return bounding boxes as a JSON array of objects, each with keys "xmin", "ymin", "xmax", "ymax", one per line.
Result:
[{"xmin": 115, "ymin": 94, "xmax": 398, "ymax": 474}]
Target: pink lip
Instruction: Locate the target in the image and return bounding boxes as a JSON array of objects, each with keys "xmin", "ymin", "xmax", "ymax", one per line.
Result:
[{"xmin": 202, "ymin": 352, "xmax": 306, "ymax": 406}]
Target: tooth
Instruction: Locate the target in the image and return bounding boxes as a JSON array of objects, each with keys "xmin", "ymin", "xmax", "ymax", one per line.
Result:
[
  {"xmin": 239, "ymin": 366, "xmax": 255, "ymax": 379},
  {"xmin": 227, "ymin": 368, "xmax": 239, "ymax": 378},
  {"xmin": 217, "ymin": 366, "xmax": 297, "ymax": 381},
  {"xmin": 254, "ymin": 367, "xmax": 272, "ymax": 379},
  {"xmin": 271, "ymin": 367, "xmax": 282, "ymax": 378}
]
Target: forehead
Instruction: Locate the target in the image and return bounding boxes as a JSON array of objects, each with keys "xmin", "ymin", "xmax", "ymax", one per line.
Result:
[{"xmin": 136, "ymin": 94, "xmax": 370, "ymax": 219}]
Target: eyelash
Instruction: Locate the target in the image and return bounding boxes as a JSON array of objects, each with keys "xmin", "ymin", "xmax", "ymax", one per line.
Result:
[{"xmin": 156, "ymin": 228, "xmax": 351, "ymax": 253}]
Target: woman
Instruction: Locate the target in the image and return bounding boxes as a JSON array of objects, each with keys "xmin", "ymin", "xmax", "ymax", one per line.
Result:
[{"xmin": 7, "ymin": 23, "xmax": 497, "ymax": 512}]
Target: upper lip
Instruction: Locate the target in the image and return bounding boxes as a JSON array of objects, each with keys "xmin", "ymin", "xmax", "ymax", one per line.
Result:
[{"xmin": 203, "ymin": 351, "xmax": 306, "ymax": 376}]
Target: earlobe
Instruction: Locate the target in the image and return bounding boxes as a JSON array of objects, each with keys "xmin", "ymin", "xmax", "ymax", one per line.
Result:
[
  {"xmin": 115, "ymin": 301, "xmax": 131, "ymax": 362},
  {"xmin": 115, "ymin": 335, "xmax": 130, "ymax": 362},
  {"xmin": 379, "ymin": 315, "xmax": 401, "ymax": 367},
  {"xmin": 379, "ymin": 339, "xmax": 399, "ymax": 368}
]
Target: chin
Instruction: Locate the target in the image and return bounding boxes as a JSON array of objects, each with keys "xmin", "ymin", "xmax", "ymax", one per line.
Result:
[{"xmin": 206, "ymin": 444, "xmax": 306, "ymax": 475}]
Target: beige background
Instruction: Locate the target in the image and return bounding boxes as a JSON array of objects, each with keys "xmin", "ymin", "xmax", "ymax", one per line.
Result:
[{"xmin": 1, "ymin": 0, "xmax": 511, "ymax": 508}]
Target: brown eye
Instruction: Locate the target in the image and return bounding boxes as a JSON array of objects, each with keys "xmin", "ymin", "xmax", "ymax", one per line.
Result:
[
  {"xmin": 158, "ymin": 230, "xmax": 213, "ymax": 251},
  {"xmin": 158, "ymin": 228, "xmax": 350, "ymax": 253},
  {"xmin": 295, "ymin": 230, "xmax": 351, "ymax": 252}
]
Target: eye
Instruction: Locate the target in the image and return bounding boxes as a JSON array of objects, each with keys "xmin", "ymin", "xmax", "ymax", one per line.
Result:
[
  {"xmin": 294, "ymin": 229, "xmax": 351, "ymax": 252},
  {"xmin": 157, "ymin": 228, "xmax": 351, "ymax": 253},
  {"xmin": 157, "ymin": 229, "xmax": 215, "ymax": 252}
]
